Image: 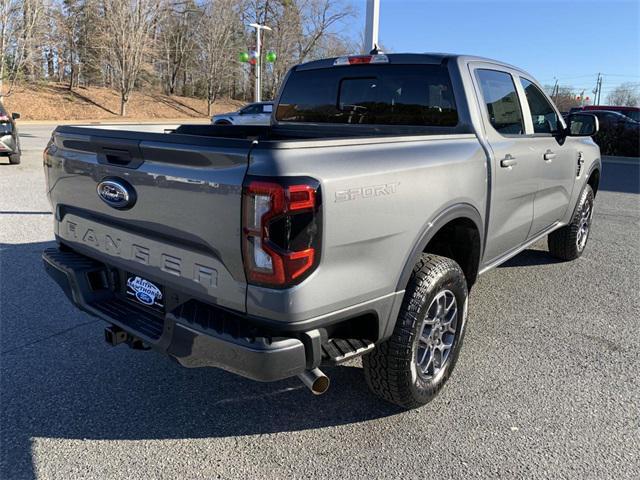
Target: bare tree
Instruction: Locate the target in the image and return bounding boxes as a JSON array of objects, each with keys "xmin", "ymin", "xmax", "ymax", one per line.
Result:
[
  {"xmin": 295, "ymin": 0, "xmax": 353, "ymax": 59},
  {"xmin": 101, "ymin": 0, "xmax": 163, "ymax": 115},
  {"xmin": 0, "ymin": 0, "xmax": 44, "ymax": 98},
  {"xmin": 158, "ymin": 1, "xmax": 202, "ymax": 95},
  {"xmin": 0, "ymin": 0, "xmax": 20, "ymax": 97},
  {"xmin": 50, "ymin": 0, "xmax": 84, "ymax": 90},
  {"xmin": 607, "ymin": 82, "xmax": 640, "ymax": 107},
  {"xmin": 198, "ymin": 0, "xmax": 241, "ymax": 115},
  {"xmin": 243, "ymin": 0, "xmax": 354, "ymax": 99},
  {"xmin": 3, "ymin": 0, "xmax": 358, "ymax": 112},
  {"xmin": 544, "ymin": 84, "xmax": 581, "ymax": 112}
]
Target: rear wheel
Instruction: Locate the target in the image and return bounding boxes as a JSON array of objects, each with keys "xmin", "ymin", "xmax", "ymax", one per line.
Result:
[
  {"xmin": 548, "ymin": 185, "xmax": 594, "ymax": 261},
  {"xmin": 363, "ymin": 254, "xmax": 468, "ymax": 409},
  {"xmin": 8, "ymin": 153, "xmax": 21, "ymax": 165},
  {"xmin": 214, "ymin": 120, "xmax": 232, "ymax": 125}
]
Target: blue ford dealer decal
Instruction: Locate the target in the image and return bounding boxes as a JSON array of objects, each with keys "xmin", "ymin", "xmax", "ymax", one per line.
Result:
[
  {"xmin": 97, "ymin": 178, "xmax": 136, "ymax": 209},
  {"xmin": 127, "ymin": 276, "xmax": 163, "ymax": 306}
]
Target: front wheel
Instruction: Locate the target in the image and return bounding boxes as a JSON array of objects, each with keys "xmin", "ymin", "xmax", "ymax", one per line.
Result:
[
  {"xmin": 8, "ymin": 153, "xmax": 21, "ymax": 165},
  {"xmin": 363, "ymin": 254, "xmax": 468, "ymax": 409},
  {"xmin": 548, "ymin": 184, "xmax": 594, "ymax": 261}
]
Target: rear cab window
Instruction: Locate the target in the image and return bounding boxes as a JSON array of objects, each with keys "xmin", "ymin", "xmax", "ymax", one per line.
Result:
[
  {"xmin": 276, "ymin": 64, "xmax": 459, "ymax": 127},
  {"xmin": 476, "ymin": 69, "xmax": 524, "ymax": 135}
]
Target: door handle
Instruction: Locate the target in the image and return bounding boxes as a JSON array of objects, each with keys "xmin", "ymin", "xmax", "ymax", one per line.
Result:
[
  {"xmin": 500, "ymin": 154, "xmax": 517, "ymax": 168},
  {"xmin": 544, "ymin": 150, "xmax": 556, "ymax": 161}
]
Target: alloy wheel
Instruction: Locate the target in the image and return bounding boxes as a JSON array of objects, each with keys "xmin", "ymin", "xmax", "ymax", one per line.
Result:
[{"xmin": 414, "ymin": 289, "xmax": 458, "ymax": 382}]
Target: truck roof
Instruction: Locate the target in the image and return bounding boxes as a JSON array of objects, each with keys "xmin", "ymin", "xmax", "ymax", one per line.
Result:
[{"xmin": 296, "ymin": 52, "xmax": 530, "ymax": 78}]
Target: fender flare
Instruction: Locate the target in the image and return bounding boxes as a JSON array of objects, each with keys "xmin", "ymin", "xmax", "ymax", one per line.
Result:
[
  {"xmin": 566, "ymin": 160, "xmax": 601, "ymax": 221},
  {"xmin": 395, "ymin": 203, "xmax": 484, "ymax": 291},
  {"xmin": 586, "ymin": 159, "xmax": 602, "ymax": 194}
]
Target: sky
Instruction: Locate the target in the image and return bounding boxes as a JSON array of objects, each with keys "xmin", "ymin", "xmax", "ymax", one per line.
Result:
[{"xmin": 347, "ymin": 0, "xmax": 640, "ymax": 96}]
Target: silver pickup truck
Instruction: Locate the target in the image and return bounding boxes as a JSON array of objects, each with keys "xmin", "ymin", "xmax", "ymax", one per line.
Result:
[{"xmin": 43, "ymin": 53, "xmax": 601, "ymax": 408}]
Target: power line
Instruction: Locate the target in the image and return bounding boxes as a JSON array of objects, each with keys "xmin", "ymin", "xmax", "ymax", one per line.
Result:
[
  {"xmin": 560, "ymin": 83, "xmax": 640, "ymax": 90},
  {"xmin": 540, "ymin": 73, "xmax": 640, "ymax": 83}
]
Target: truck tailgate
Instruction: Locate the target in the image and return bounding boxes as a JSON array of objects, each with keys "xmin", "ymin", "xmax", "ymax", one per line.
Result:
[{"xmin": 44, "ymin": 126, "xmax": 252, "ymax": 312}]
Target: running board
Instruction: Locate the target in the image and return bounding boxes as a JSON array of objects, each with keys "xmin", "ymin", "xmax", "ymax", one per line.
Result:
[{"xmin": 478, "ymin": 221, "xmax": 563, "ymax": 275}]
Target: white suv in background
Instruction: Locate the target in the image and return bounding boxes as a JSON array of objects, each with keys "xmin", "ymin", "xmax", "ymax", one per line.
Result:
[{"xmin": 211, "ymin": 102, "xmax": 273, "ymax": 126}]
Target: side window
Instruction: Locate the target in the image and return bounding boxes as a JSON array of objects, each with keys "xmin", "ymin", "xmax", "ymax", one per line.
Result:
[
  {"xmin": 626, "ymin": 111, "xmax": 640, "ymax": 122},
  {"xmin": 476, "ymin": 69, "xmax": 524, "ymax": 135},
  {"xmin": 262, "ymin": 104, "xmax": 273, "ymax": 114},
  {"xmin": 605, "ymin": 113, "xmax": 619, "ymax": 122},
  {"xmin": 241, "ymin": 105, "xmax": 259, "ymax": 115},
  {"xmin": 520, "ymin": 78, "xmax": 560, "ymax": 134}
]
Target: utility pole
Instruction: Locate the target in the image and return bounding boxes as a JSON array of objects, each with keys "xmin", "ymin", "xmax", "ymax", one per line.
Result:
[
  {"xmin": 592, "ymin": 73, "xmax": 603, "ymax": 106},
  {"xmin": 552, "ymin": 78, "xmax": 559, "ymax": 103},
  {"xmin": 364, "ymin": 0, "xmax": 380, "ymax": 52},
  {"xmin": 248, "ymin": 23, "xmax": 272, "ymax": 102}
]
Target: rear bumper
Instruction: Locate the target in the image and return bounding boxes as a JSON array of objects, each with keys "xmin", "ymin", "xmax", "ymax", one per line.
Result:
[{"xmin": 42, "ymin": 247, "xmax": 308, "ymax": 382}]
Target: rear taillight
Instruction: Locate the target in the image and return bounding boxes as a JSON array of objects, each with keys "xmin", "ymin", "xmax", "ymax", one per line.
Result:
[{"xmin": 242, "ymin": 177, "xmax": 321, "ymax": 288}]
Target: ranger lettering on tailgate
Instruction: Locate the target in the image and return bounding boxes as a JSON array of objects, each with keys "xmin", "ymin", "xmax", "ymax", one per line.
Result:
[{"xmin": 63, "ymin": 218, "xmax": 218, "ymax": 289}]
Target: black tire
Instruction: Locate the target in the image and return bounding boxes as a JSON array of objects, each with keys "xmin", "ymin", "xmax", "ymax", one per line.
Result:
[
  {"xmin": 214, "ymin": 120, "xmax": 232, "ymax": 125},
  {"xmin": 363, "ymin": 254, "xmax": 468, "ymax": 409},
  {"xmin": 548, "ymin": 184, "xmax": 594, "ymax": 261},
  {"xmin": 8, "ymin": 153, "xmax": 20, "ymax": 165}
]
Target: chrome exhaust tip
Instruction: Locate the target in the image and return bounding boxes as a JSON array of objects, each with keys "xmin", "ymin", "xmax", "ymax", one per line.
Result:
[{"xmin": 298, "ymin": 368, "xmax": 330, "ymax": 395}]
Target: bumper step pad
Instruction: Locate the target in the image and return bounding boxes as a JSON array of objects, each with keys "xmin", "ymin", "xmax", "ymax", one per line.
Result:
[
  {"xmin": 322, "ymin": 338, "xmax": 374, "ymax": 365},
  {"xmin": 92, "ymin": 297, "xmax": 164, "ymax": 340}
]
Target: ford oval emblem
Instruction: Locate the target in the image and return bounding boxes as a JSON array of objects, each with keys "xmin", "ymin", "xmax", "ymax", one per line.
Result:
[{"xmin": 97, "ymin": 179, "xmax": 136, "ymax": 209}]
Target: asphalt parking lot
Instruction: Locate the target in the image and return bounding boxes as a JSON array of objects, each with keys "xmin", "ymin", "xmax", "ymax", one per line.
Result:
[{"xmin": 1, "ymin": 124, "xmax": 639, "ymax": 479}]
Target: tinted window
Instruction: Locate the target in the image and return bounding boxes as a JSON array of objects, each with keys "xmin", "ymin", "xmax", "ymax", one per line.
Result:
[
  {"xmin": 521, "ymin": 78, "xmax": 560, "ymax": 134},
  {"xmin": 276, "ymin": 64, "xmax": 458, "ymax": 126},
  {"xmin": 241, "ymin": 105, "xmax": 261, "ymax": 115},
  {"xmin": 596, "ymin": 112, "xmax": 620, "ymax": 126},
  {"xmin": 625, "ymin": 111, "xmax": 640, "ymax": 122},
  {"xmin": 476, "ymin": 69, "xmax": 524, "ymax": 135}
]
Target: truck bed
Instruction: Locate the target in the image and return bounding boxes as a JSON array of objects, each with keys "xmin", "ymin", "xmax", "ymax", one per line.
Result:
[{"xmin": 46, "ymin": 122, "xmax": 486, "ymax": 323}]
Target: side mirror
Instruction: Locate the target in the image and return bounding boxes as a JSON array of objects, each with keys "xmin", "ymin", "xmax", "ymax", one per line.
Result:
[
  {"xmin": 567, "ymin": 113, "xmax": 599, "ymax": 136},
  {"xmin": 11, "ymin": 112, "xmax": 20, "ymax": 120}
]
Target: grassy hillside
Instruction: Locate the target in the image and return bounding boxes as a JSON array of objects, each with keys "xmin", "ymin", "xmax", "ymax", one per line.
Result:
[{"xmin": 2, "ymin": 84, "xmax": 244, "ymax": 121}]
